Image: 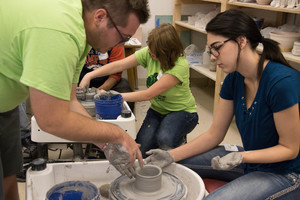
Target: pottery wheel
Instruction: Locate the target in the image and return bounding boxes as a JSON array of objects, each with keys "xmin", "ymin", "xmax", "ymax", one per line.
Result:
[{"xmin": 110, "ymin": 172, "xmax": 187, "ymax": 200}]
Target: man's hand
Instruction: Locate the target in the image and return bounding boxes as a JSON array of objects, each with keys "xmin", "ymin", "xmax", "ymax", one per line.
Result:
[
  {"xmin": 101, "ymin": 143, "xmax": 136, "ymax": 178},
  {"xmin": 144, "ymin": 149, "xmax": 174, "ymax": 168},
  {"xmin": 211, "ymin": 152, "xmax": 243, "ymax": 170}
]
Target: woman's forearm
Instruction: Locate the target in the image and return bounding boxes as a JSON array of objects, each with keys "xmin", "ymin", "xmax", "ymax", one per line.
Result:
[{"xmin": 241, "ymin": 144, "xmax": 299, "ymax": 164}]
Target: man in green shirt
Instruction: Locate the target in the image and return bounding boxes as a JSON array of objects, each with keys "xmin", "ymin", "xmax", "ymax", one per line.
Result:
[{"xmin": 0, "ymin": 0, "xmax": 149, "ymax": 199}]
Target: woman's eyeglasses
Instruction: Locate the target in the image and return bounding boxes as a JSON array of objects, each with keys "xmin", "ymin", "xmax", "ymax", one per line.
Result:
[
  {"xmin": 207, "ymin": 39, "xmax": 232, "ymax": 57},
  {"xmin": 105, "ymin": 8, "xmax": 131, "ymax": 45}
]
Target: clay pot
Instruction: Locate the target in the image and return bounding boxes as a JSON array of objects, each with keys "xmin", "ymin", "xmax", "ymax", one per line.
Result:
[{"xmin": 134, "ymin": 165, "xmax": 162, "ymax": 193}]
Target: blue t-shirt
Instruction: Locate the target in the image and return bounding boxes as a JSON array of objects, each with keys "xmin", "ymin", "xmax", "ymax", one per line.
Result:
[{"xmin": 220, "ymin": 61, "xmax": 300, "ymax": 174}]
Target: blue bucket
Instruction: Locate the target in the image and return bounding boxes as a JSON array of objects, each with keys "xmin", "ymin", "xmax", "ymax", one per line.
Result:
[
  {"xmin": 94, "ymin": 94, "xmax": 123, "ymax": 119},
  {"xmin": 46, "ymin": 181, "xmax": 100, "ymax": 200}
]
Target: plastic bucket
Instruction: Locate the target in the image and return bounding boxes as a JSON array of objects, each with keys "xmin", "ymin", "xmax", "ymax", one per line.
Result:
[
  {"xmin": 94, "ymin": 94, "xmax": 123, "ymax": 119},
  {"xmin": 46, "ymin": 181, "xmax": 100, "ymax": 200}
]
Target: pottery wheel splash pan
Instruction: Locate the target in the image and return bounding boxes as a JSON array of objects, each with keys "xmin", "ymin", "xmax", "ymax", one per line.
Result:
[{"xmin": 110, "ymin": 172, "xmax": 187, "ymax": 200}]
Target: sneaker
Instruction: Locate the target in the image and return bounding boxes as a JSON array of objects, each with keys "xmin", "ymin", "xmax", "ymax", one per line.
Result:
[
  {"xmin": 22, "ymin": 137, "xmax": 38, "ymax": 162},
  {"xmin": 16, "ymin": 163, "xmax": 31, "ymax": 182}
]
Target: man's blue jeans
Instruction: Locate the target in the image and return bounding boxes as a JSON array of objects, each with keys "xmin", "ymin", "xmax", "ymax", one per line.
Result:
[
  {"xmin": 136, "ymin": 108, "xmax": 198, "ymax": 158},
  {"xmin": 178, "ymin": 146, "xmax": 300, "ymax": 200},
  {"xmin": 19, "ymin": 101, "xmax": 31, "ymax": 140}
]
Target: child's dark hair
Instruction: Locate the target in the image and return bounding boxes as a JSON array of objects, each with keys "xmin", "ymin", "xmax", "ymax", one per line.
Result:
[{"xmin": 206, "ymin": 9, "xmax": 293, "ymax": 79}]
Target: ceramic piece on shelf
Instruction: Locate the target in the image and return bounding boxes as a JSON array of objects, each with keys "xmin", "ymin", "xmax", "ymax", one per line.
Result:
[
  {"xmin": 270, "ymin": 31, "xmax": 300, "ymax": 52},
  {"xmin": 286, "ymin": 0, "xmax": 296, "ymax": 8},
  {"xmin": 188, "ymin": 16, "xmax": 197, "ymax": 25},
  {"xmin": 292, "ymin": 40, "xmax": 300, "ymax": 56},
  {"xmin": 256, "ymin": 0, "xmax": 272, "ymax": 5},
  {"xmin": 280, "ymin": 0, "xmax": 287, "ymax": 7},
  {"xmin": 274, "ymin": 0, "xmax": 281, "ymax": 7},
  {"xmin": 270, "ymin": 0, "xmax": 278, "ymax": 6}
]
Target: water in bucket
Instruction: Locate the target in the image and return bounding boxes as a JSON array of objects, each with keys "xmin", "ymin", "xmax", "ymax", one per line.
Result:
[{"xmin": 46, "ymin": 181, "xmax": 100, "ymax": 200}]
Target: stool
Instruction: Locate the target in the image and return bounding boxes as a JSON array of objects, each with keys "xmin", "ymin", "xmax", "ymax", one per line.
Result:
[{"xmin": 202, "ymin": 178, "xmax": 228, "ymax": 193}]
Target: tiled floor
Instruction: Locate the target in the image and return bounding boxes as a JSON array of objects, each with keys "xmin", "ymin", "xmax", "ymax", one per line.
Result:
[{"xmin": 18, "ymin": 80, "xmax": 242, "ymax": 199}]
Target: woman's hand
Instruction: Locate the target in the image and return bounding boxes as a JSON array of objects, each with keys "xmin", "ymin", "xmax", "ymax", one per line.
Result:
[{"xmin": 144, "ymin": 149, "xmax": 174, "ymax": 168}]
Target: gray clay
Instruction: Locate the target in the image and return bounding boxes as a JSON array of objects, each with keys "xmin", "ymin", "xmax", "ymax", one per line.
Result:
[{"xmin": 99, "ymin": 184, "xmax": 110, "ymax": 198}]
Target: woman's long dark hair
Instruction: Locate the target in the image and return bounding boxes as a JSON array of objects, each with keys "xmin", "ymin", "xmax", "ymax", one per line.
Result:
[{"xmin": 206, "ymin": 9, "xmax": 293, "ymax": 80}]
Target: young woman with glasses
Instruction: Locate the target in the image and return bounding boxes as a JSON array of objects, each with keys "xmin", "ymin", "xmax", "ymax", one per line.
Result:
[
  {"xmin": 144, "ymin": 9, "xmax": 300, "ymax": 199},
  {"xmin": 80, "ymin": 23, "xmax": 199, "ymax": 158}
]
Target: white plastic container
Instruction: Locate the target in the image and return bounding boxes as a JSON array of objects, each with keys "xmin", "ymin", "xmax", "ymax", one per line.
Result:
[
  {"xmin": 202, "ymin": 46, "xmax": 211, "ymax": 67},
  {"xmin": 26, "ymin": 161, "xmax": 205, "ymax": 200}
]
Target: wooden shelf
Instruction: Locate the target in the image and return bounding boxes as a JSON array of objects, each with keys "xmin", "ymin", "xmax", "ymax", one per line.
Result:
[
  {"xmin": 190, "ymin": 64, "xmax": 217, "ymax": 81},
  {"xmin": 228, "ymin": 2, "xmax": 300, "ymax": 14},
  {"xmin": 174, "ymin": 0, "xmax": 299, "ymax": 115},
  {"xmin": 175, "ymin": 21, "xmax": 207, "ymax": 34},
  {"xmin": 257, "ymin": 44, "xmax": 300, "ymax": 64},
  {"xmin": 175, "ymin": 0, "xmax": 221, "ymax": 4},
  {"xmin": 282, "ymin": 52, "xmax": 300, "ymax": 63}
]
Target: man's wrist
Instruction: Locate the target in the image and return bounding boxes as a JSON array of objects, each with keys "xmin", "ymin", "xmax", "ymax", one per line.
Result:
[{"xmin": 97, "ymin": 143, "xmax": 108, "ymax": 151}]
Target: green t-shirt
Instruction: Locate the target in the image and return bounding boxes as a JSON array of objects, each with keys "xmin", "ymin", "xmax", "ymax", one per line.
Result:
[
  {"xmin": 0, "ymin": 0, "xmax": 91, "ymax": 112},
  {"xmin": 135, "ymin": 47, "xmax": 197, "ymax": 115}
]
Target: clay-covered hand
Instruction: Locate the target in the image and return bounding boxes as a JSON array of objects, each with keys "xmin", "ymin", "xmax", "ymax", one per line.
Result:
[
  {"xmin": 211, "ymin": 152, "xmax": 243, "ymax": 170},
  {"xmin": 79, "ymin": 73, "xmax": 92, "ymax": 91},
  {"xmin": 101, "ymin": 143, "xmax": 136, "ymax": 178},
  {"xmin": 108, "ymin": 90, "xmax": 120, "ymax": 96},
  {"xmin": 94, "ymin": 90, "xmax": 121, "ymax": 100},
  {"xmin": 144, "ymin": 149, "xmax": 174, "ymax": 168}
]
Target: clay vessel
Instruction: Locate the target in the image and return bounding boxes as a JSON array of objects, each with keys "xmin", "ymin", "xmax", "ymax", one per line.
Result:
[{"xmin": 134, "ymin": 165, "xmax": 162, "ymax": 193}]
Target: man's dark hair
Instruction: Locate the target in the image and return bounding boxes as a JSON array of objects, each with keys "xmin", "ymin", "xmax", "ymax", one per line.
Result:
[{"xmin": 82, "ymin": 0, "xmax": 150, "ymax": 27}]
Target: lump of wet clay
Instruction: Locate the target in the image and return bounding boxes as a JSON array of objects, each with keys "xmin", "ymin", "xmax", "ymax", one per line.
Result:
[{"xmin": 99, "ymin": 183, "xmax": 110, "ymax": 198}]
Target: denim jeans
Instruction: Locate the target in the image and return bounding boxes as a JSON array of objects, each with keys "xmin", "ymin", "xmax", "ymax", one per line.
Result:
[
  {"xmin": 178, "ymin": 146, "xmax": 300, "ymax": 200},
  {"xmin": 136, "ymin": 108, "xmax": 198, "ymax": 158},
  {"xmin": 18, "ymin": 101, "xmax": 31, "ymax": 139}
]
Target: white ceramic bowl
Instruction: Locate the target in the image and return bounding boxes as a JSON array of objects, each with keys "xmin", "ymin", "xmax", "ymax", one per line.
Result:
[
  {"xmin": 270, "ymin": 31, "xmax": 300, "ymax": 52},
  {"xmin": 256, "ymin": 0, "xmax": 272, "ymax": 5}
]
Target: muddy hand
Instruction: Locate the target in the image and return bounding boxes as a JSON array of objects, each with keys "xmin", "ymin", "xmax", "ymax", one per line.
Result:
[
  {"xmin": 103, "ymin": 143, "xmax": 136, "ymax": 178},
  {"xmin": 144, "ymin": 149, "xmax": 174, "ymax": 168},
  {"xmin": 79, "ymin": 74, "xmax": 91, "ymax": 90},
  {"xmin": 211, "ymin": 152, "xmax": 243, "ymax": 170}
]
